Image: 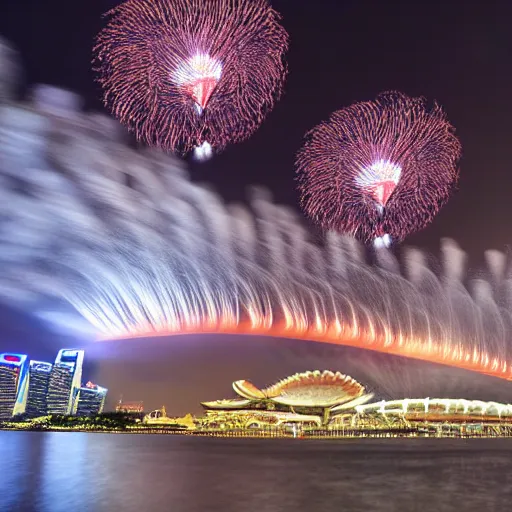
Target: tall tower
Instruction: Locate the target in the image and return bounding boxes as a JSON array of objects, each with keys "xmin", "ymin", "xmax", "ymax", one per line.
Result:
[
  {"xmin": 25, "ymin": 361, "xmax": 53, "ymax": 418},
  {"xmin": 75, "ymin": 382, "xmax": 108, "ymax": 416},
  {"xmin": 47, "ymin": 349, "xmax": 84, "ymax": 415},
  {"xmin": 0, "ymin": 353, "xmax": 29, "ymax": 420}
]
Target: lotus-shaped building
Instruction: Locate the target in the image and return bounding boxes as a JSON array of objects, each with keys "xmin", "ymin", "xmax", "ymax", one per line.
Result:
[
  {"xmin": 199, "ymin": 370, "xmax": 512, "ymax": 435},
  {"xmin": 201, "ymin": 370, "xmax": 374, "ymax": 429}
]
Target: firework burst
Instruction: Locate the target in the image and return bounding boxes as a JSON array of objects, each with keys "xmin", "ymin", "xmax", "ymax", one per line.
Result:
[
  {"xmin": 296, "ymin": 92, "xmax": 462, "ymax": 247},
  {"xmin": 94, "ymin": 0, "xmax": 289, "ymax": 158}
]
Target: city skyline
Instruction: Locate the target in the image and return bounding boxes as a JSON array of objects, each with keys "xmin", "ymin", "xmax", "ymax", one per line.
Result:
[
  {"xmin": 1, "ymin": 0, "xmax": 512, "ymax": 415},
  {"xmin": 0, "ymin": 348, "xmax": 107, "ymax": 420}
]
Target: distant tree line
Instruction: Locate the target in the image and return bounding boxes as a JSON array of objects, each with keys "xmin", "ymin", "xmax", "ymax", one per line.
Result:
[{"xmin": 3, "ymin": 411, "xmax": 147, "ymax": 430}]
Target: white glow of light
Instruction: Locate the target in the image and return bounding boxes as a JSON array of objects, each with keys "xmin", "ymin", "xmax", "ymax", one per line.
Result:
[
  {"xmin": 355, "ymin": 159, "xmax": 402, "ymax": 207},
  {"xmin": 374, "ymin": 234, "xmax": 392, "ymax": 249},
  {"xmin": 173, "ymin": 54, "xmax": 223, "ymax": 85},
  {"xmin": 194, "ymin": 141, "xmax": 213, "ymax": 161},
  {"xmin": 173, "ymin": 53, "xmax": 222, "ymax": 111}
]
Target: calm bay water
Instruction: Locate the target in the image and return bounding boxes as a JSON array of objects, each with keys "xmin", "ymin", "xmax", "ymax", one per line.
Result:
[{"xmin": 0, "ymin": 431, "xmax": 511, "ymax": 512}]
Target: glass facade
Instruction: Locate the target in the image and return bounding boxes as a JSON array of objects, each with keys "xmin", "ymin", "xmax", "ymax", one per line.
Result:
[
  {"xmin": 76, "ymin": 383, "xmax": 108, "ymax": 416},
  {"xmin": 25, "ymin": 361, "xmax": 53, "ymax": 418},
  {"xmin": 47, "ymin": 365, "xmax": 74, "ymax": 415},
  {"xmin": 1, "ymin": 349, "xmax": 108, "ymax": 419},
  {"xmin": 46, "ymin": 349, "xmax": 84, "ymax": 415},
  {"xmin": 0, "ymin": 353, "xmax": 28, "ymax": 420}
]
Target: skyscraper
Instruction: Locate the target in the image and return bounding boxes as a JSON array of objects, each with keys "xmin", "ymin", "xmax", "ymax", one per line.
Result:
[
  {"xmin": 47, "ymin": 349, "xmax": 84, "ymax": 415},
  {"xmin": 0, "ymin": 353, "xmax": 29, "ymax": 420},
  {"xmin": 76, "ymin": 382, "xmax": 108, "ymax": 416},
  {"xmin": 25, "ymin": 361, "xmax": 53, "ymax": 418}
]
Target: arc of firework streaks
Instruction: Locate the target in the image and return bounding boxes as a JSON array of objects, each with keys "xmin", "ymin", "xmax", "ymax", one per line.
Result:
[
  {"xmin": 0, "ymin": 80, "xmax": 511, "ymax": 383},
  {"xmin": 103, "ymin": 325, "xmax": 512, "ymax": 383}
]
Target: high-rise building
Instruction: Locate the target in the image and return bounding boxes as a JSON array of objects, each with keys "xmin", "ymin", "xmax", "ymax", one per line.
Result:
[
  {"xmin": 25, "ymin": 361, "xmax": 53, "ymax": 418},
  {"xmin": 0, "ymin": 353, "xmax": 29, "ymax": 420},
  {"xmin": 76, "ymin": 381, "xmax": 108, "ymax": 416},
  {"xmin": 47, "ymin": 349, "xmax": 84, "ymax": 415}
]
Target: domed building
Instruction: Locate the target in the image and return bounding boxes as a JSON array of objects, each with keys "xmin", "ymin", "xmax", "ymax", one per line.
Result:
[
  {"xmin": 350, "ymin": 397, "xmax": 512, "ymax": 435},
  {"xmin": 200, "ymin": 370, "xmax": 374, "ymax": 430},
  {"xmin": 200, "ymin": 370, "xmax": 512, "ymax": 436}
]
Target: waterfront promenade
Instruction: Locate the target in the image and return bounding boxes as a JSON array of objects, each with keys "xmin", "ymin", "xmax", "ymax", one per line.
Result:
[{"xmin": 2, "ymin": 424, "xmax": 512, "ymax": 439}]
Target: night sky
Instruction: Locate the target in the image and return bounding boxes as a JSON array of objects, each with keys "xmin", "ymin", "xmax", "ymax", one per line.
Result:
[{"xmin": 1, "ymin": 0, "xmax": 512, "ymax": 413}]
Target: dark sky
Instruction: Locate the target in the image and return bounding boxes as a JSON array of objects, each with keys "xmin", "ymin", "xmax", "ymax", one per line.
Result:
[{"xmin": 1, "ymin": 0, "xmax": 512, "ymax": 412}]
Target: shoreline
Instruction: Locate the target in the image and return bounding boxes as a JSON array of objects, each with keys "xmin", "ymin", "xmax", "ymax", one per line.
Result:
[{"xmin": 2, "ymin": 426, "xmax": 512, "ymax": 439}]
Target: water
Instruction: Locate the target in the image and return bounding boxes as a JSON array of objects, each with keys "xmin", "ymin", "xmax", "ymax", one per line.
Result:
[{"xmin": 1, "ymin": 431, "xmax": 511, "ymax": 512}]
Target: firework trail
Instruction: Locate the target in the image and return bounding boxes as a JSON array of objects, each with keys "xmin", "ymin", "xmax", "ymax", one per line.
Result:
[
  {"xmin": 0, "ymin": 51, "xmax": 510, "ymax": 383},
  {"xmin": 94, "ymin": 0, "xmax": 289, "ymax": 159},
  {"xmin": 0, "ymin": 37, "xmax": 20, "ymax": 103},
  {"xmin": 296, "ymin": 92, "xmax": 462, "ymax": 247}
]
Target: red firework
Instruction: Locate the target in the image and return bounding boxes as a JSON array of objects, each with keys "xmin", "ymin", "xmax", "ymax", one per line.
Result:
[
  {"xmin": 296, "ymin": 92, "xmax": 462, "ymax": 246},
  {"xmin": 94, "ymin": 0, "xmax": 288, "ymax": 157}
]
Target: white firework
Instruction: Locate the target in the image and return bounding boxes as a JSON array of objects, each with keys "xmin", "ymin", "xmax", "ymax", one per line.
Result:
[
  {"xmin": 172, "ymin": 53, "xmax": 222, "ymax": 113},
  {"xmin": 355, "ymin": 159, "xmax": 402, "ymax": 208},
  {"xmin": 194, "ymin": 141, "xmax": 213, "ymax": 161}
]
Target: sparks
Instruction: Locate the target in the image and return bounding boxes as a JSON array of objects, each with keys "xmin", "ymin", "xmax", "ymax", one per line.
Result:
[
  {"xmin": 94, "ymin": 0, "xmax": 289, "ymax": 156},
  {"xmin": 173, "ymin": 54, "xmax": 222, "ymax": 114},
  {"xmin": 355, "ymin": 159, "xmax": 402, "ymax": 209},
  {"xmin": 296, "ymin": 92, "xmax": 462, "ymax": 245}
]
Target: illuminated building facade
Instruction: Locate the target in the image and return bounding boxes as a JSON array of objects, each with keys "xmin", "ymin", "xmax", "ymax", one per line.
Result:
[
  {"xmin": 0, "ymin": 348, "xmax": 109, "ymax": 420},
  {"xmin": 75, "ymin": 382, "xmax": 108, "ymax": 416},
  {"xmin": 25, "ymin": 361, "xmax": 53, "ymax": 418},
  {"xmin": 200, "ymin": 370, "xmax": 374, "ymax": 430},
  {"xmin": 200, "ymin": 370, "xmax": 512, "ymax": 436},
  {"xmin": 143, "ymin": 407, "xmax": 196, "ymax": 429},
  {"xmin": 350, "ymin": 398, "xmax": 512, "ymax": 429},
  {"xmin": 116, "ymin": 401, "xmax": 144, "ymax": 414},
  {"xmin": 0, "ymin": 353, "xmax": 29, "ymax": 420},
  {"xmin": 47, "ymin": 349, "xmax": 84, "ymax": 415}
]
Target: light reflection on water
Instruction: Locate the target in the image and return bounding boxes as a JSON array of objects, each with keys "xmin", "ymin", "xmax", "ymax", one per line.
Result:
[{"xmin": 0, "ymin": 432, "xmax": 511, "ymax": 512}]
